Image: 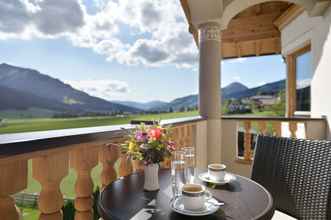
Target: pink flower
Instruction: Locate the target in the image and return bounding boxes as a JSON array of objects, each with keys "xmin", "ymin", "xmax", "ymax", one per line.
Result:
[
  {"xmin": 135, "ymin": 131, "xmax": 147, "ymax": 142},
  {"xmin": 167, "ymin": 141, "xmax": 176, "ymax": 151},
  {"xmin": 149, "ymin": 128, "xmax": 162, "ymax": 140}
]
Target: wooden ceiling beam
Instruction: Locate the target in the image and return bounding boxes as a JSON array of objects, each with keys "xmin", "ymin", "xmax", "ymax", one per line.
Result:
[
  {"xmin": 180, "ymin": 1, "xmax": 290, "ymax": 59},
  {"xmin": 222, "ymin": 37, "xmax": 281, "ymax": 59},
  {"xmin": 274, "ymin": 5, "xmax": 304, "ymax": 30}
]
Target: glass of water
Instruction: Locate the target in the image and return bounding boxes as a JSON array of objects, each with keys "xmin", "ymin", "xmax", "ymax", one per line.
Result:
[
  {"xmin": 171, "ymin": 150, "xmax": 185, "ymax": 198},
  {"xmin": 183, "ymin": 147, "xmax": 195, "ymax": 184}
]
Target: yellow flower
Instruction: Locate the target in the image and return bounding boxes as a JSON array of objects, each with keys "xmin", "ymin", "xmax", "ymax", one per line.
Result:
[{"xmin": 128, "ymin": 142, "xmax": 136, "ymax": 152}]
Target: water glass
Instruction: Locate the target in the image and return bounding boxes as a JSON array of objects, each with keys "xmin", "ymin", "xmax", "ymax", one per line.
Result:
[
  {"xmin": 171, "ymin": 150, "xmax": 185, "ymax": 198},
  {"xmin": 183, "ymin": 147, "xmax": 195, "ymax": 184}
]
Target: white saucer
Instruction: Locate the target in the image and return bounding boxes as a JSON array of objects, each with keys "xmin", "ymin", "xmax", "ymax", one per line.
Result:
[
  {"xmin": 170, "ymin": 196, "xmax": 219, "ymax": 216},
  {"xmin": 198, "ymin": 172, "xmax": 236, "ymax": 185}
]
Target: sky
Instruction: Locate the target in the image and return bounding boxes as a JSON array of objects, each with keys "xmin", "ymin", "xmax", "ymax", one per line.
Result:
[{"xmin": 0, "ymin": 0, "xmax": 286, "ymax": 102}]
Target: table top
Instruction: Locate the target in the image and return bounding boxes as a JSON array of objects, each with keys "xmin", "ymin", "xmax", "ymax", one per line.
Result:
[{"xmin": 98, "ymin": 169, "xmax": 274, "ymax": 220}]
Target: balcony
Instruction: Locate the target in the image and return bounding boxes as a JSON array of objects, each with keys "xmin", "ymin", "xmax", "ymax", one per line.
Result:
[
  {"xmin": 1, "ymin": 0, "xmax": 331, "ymax": 219},
  {"xmin": 0, "ymin": 115, "xmax": 326, "ymax": 219}
]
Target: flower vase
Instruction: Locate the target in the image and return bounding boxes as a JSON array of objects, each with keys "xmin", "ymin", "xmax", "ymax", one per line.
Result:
[{"xmin": 144, "ymin": 163, "xmax": 160, "ymax": 191}]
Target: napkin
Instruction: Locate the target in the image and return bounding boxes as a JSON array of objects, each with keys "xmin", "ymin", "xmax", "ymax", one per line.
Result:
[{"xmin": 130, "ymin": 199, "xmax": 156, "ymax": 220}]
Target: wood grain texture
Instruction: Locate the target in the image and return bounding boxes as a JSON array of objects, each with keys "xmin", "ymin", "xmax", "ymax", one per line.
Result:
[
  {"xmin": 0, "ymin": 160, "xmax": 27, "ymax": 220},
  {"xmin": 243, "ymin": 121, "xmax": 252, "ymax": 161},
  {"xmin": 258, "ymin": 121, "xmax": 268, "ymax": 136},
  {"xmin": 289, "ymin": 121, "xmax": 298, "ymax": 138},
  {"xmin": 286, "ymin": 43, "xmax": 311, "ymax": 117},
  {"xmin": 99, "ymin": 144, "xmax": 119, "ymax": 189},
  {"xmin": 180, "ymin": 1, "xmax": 291, "ymax": 58},
  {"xmin": 32, "ymin": 152, "xmax": 69, "ymax": 220},
  {"xmin": 272, "ymin": 121, "xmax": 282, "ymax": 137},
  {"xmin": 274, "ymin": 5, "xmax": 305, "ymax": 30},
  {"xmin": 70, "ymin": 146, "xmax": 98, "ymax": 220}
]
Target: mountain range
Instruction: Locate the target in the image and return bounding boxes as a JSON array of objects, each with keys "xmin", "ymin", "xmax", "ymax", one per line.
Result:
[
  {"xmin": 113, "ymin": 100, "xmax": 168, "ymax": 111},
  {"xmin": 0, "ymin": 63, "xmax": 285, "ymax": 116},
  {"xmin": 144, "ymin": 80, "xmax": 285, "ymax": 112},
  {"xmin": 0, "ymin": 63, "xmax": 140, "ymax": 115}
]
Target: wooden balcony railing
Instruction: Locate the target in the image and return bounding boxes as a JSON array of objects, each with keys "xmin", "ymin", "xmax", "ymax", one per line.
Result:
[
  {"xmin": 0, "ymin": 115, "xmax": 327, "ymax": 219},
  {"xmin": 0, "ymin": 116, "xmax": 202, "ymax": 220},
  {"xmin": 222, "ymin": 116, "xmax": 327, "ymax": 164}
]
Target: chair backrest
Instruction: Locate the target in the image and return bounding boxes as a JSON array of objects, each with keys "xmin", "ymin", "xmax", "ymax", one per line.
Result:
[{"xmin": 252, "ymin": 135, "xmax": 331, "ymax": 220}]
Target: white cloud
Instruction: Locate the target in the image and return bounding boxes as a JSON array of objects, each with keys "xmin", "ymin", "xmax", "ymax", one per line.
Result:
[
  {"xmin": 65, "ymin": 79, "xmax": 129, "ymax": 101},
  {"xmin": 0, "ymin": 0, "xmax": 85, "ymax": 39},
  {"xmin": 0, "ymin": 1, "xmax": 31, "ymax": 34},
  {"xmin": 72, "ymin": 0, "xmax": 198, "ymax": 68},
  {"xmin": 0, "ymin": 0, "xmax": 198, "ymax": 69},
  {"xmin": 33, "ymin": 0, "xmax": 85, "ymax": 35}
]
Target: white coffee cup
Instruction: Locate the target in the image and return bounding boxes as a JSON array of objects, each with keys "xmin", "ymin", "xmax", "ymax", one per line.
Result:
[
  {"xmin": 181, "ymin": 183, "xmax": 211, "ymax": 210},
  {"xmin": 208, "ymin": 163, "xmax": 226, "ymax": 181}
]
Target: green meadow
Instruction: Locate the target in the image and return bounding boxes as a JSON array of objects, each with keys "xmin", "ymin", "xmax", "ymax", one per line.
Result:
[{"xmin": 0, "ymin": 111, "xmax": 198, "ymax": 134}]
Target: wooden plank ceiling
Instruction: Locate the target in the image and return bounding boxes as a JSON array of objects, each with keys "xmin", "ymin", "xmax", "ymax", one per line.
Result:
[
  {"xmin": 221, "ymin": 2, "xmax": 292, "ymax": 59},
  {"xmin": 180, "ymin": 1, "xmax": 298, "ymax": 59}
]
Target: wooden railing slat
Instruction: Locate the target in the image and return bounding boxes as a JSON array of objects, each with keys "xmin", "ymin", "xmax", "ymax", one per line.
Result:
[
  {"xmin": 32, "ymin": 152, "xmax": 69, "ymax": 220},
  {"xmin": 99, "ymin": 144, "xmax": 119, "ymax": 189},
  {"xmin": 119, "ymin": 153, "xmax": 133, "ymax": 177},
  {"xmin": 258, "ymin": 121, "xmax": 268, "ymax": 135},
  {"xmin": 0, "ymin": 160, "xmax": 27, "ymax": 220},
  {"xmin": 243, "ymin": 121, "xmax": 252, "ymax": 161},
  {"xmin": 70, "ymin": 145, "xmax": 98, "ymax": 220},
  {"xmin": 272, "ymin": 121, "xmax": 282, "ymax": 137},
  {"xmin": 289, "ymin": 121, "xmax": 298, "ymax": 138}
]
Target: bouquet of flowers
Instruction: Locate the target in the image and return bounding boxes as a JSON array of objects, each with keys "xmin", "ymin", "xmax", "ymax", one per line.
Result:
[{"xmin": 121, "ymin": 123, "xmax": 176, "ymax": 165}]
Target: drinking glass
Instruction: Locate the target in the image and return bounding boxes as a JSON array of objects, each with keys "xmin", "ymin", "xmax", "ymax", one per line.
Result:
[
  {"xmin": 183, "ymin": 147, "xmax": 195, "ymax": 184},
  {"xmin": 171, "ymin": 150, "xmax": 185, "ymax": 198}
]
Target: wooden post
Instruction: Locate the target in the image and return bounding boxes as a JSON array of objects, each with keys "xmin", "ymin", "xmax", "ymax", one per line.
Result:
[
  {"xmin": 119, "ymin": 153, "xmax": 133, "ymax": 177},
  {"xmin": 243, "ymin": 121, "xmax": 252, "ymax": 160},
  {"xmin": 70, "ymin": 146, "xmax": 98, "ymax": 220},
  {"xmin": 289, "ymin": 121, "xmax": 298, "ymax": 138},
  {"xmin": 286, "ymin": 44, "xmax": 311, "ymax": 117},
  {"xmin": 258, "ymin": 121, "xmax": 268, "ymax": 135},
  {"xmin": 272, "ymin": 121, "xmax": 282, "ymax": 137},
  {"xmin": 132, "ymin": 160, "xmax": 144, "ymax": 172},
  {"xmin": 32, "ymin": 152, "xmax": 69, "ymax": 220},
  {"xmin": 99, "ymin": 144, "xmax": 119, "ymax": 189},
  {"xmin": 0, "ymin": 160, "xmax": 27, "ymax": 220},
  {"xmin": 286, "ymin": 54, "xmax": 296, "ymax": 117}
]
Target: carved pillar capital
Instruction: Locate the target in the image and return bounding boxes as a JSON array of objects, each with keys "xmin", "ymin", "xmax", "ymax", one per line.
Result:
[{"xmin": 199, "ymin": 23, "xmax": 221, "ymax": 43}]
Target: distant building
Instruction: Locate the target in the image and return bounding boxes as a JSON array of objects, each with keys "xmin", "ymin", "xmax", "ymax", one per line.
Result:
[
  {"xmin": 228, "ymin": 102, "xmax": 251, "ymax": 114},
  {"xmin": 250, "ymin": 95, "xmax": 278, "ymax": 106}
]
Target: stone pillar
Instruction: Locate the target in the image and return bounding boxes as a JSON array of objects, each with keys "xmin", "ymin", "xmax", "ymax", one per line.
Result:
[{"xmin": 198, "ymin": 22, "xmax": 222, "ymax": 164}]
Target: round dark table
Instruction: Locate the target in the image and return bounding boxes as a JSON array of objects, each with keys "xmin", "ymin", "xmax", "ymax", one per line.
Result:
[{"xmin": 98, "ymin": 169, "xmax": 274, "ymax": 220}]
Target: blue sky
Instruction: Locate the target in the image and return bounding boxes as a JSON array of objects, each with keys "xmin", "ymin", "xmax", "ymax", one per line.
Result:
[{"xmin": 0, "ymin": 0, "xmax": 285, "ymax": 102}]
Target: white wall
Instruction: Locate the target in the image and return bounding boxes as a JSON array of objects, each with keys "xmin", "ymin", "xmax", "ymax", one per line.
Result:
[{"xmin": 281, "ymin": 7, "xmax": 331, "ymax": 139}]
